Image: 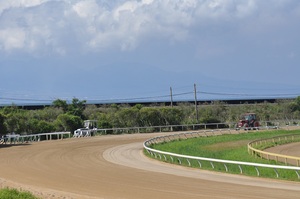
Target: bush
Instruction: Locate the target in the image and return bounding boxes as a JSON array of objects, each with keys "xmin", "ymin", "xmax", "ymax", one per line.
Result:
[{"xmin": 0, "ymin": 188, "xmax": 38, "ymax": 199}]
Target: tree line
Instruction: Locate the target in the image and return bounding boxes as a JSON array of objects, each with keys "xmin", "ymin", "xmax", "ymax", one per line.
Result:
[{"xmin": 1, "ymin": 97, "xmax": 300, "ymax": 135}]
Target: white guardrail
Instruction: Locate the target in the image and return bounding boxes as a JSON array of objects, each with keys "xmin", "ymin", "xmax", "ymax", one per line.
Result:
[
  {"xmin": 143, "ymin": 129, "xmax": 300, "ymax": 179},
  {"xmin": 0, "ymin": 132, "xmax": 71, "ymax": 144},
  {"xmin": 95, "ymin": 120, "xmax": 298, "ymax": 134}
]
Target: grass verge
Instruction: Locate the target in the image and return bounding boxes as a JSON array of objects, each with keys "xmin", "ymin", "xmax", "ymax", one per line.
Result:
[{"xmin": 0, "ymin": 188, "xmax": 38, "ymax": 199}]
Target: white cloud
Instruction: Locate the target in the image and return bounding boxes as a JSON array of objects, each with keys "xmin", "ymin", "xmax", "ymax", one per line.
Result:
[
  {"xmin": 113, "ymin": 1, "xmax": 138, "ymax": 20},
  {"xmin": 0, "ymin": 28, "xmax": 25, "ymax": 51},
  {"xmin": 0, "ymin": 0, "xmax": 49, "ymax": 14},
  {"xmin": 193, "ymin": 0, "xmax": 258, "ymax": 22},
  {"xmin": 72, "ymin": 0, "xmax": 101, "ymax": 18},
  {"xmin": 0, "ymin": 0, "xmax": 299, "ymax": 55}
]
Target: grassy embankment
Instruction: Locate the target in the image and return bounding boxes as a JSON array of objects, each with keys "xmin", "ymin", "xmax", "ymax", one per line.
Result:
[
  {"xmin": 147, "ymin": 129, "xmax": 300, "ymax": 181},
  {"xmin": 0, "ymin": 188, "xmax": 38, "ymax": 199}
]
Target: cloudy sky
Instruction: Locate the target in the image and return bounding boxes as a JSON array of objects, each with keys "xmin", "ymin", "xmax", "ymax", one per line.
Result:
[{"xmin": 0, "ymin": 0, "xmax": 300, "ymax": 105}]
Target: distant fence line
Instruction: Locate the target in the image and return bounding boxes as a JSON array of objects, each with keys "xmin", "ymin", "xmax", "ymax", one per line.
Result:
[
  {"xmin": 1, "ymin": 119, "xmax": 299, "ymax": 145},
  {"xmin": 248, "ymin": 134, "xmax": 300, "ymax": 166},
  {"xmin": 0, "ymin": 132, "xmax": 71, "ymax": 144},
  {"xmin": 143, "ymin": 129, "xmax": 300, "ymax": 179},
  {"xmin": 95, "ymin": 120, "xmax": 299, "ymax": 135}
]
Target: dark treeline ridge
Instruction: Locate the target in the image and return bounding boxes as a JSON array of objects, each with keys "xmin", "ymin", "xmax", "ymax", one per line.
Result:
[
  {"xmin": 1, "ymin": 97, "xmax": 300, "ymax": 135},
  {"xmin": 1, "ymin": 97, "xmax": 281, "ymax": 110}
]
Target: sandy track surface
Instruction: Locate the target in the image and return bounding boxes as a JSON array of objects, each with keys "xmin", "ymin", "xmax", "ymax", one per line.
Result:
[
  {"xmin": 265, "ymin": 142, "xmax": 300, "ymax": 166},
  {"xmin": 0, "ymin": 132, "xmax": 300, "ymax": 199}
]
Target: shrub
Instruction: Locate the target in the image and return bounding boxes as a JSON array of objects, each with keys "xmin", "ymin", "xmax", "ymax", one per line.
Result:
[{"xmin": 0, "ymin": 188, "xmax": 38, "ymax": 199}]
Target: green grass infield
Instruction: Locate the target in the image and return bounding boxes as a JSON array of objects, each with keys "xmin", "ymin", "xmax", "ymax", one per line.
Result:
[{"xmin": 145, "ymin": 129, "xmax": 300, "ymax": 181}]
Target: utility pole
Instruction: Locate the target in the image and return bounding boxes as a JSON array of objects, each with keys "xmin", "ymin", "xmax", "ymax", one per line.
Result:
[
  {"xmin": 170, "ymin": 87, "xmax": 173, "ymax": 108},
  {"xmin": 194, "ymin": 83, "xmax": 199, "ymax": 123}
]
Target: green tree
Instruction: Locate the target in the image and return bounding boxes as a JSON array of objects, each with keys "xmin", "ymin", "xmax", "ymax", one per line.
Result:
[
  {"xmin": 26, "ymin": 118, "xmax": 40, "ymax": 134},
  {"xmin": 53, "ymin": 98, "xmax": 87, "ymax": 119},
  {"xmin": 55, "ymin": 113, "xmax": 82, "ymax": 132},
  {"xmin": 34, "ymin": 107, "xmax": 63, "ymax": 122},
  {"xmin": 37, "ymin": 120, "xmax": 55, "ymax": 133},
  {"xmin": 199, "ymin": 108, "xmax": 221, "ymax": 124},
  {"xmin": 177, "ymin": 103, "xmax": 196, "ymax": 124},
  {"xmin": 97, "ymin": 113, "xmax": 113, "ymax": 129},
  {"xmin": 117, "ymin": 108, "xmax": 140, "ymax": 127},
  {"xmin": 52, "ymin": 99, "xmax": 68, "ymax": 113},
  {"xmin": 289, "ymin": 96, "xmax": 300, "ymax": 112},
  {"xmin": 5, "ymin": 111, "xmax": 27, "ymax": 134},
  {"xmin": 25, "ymin": 119, "xmax": 55, "ymax": 134},
  {"xmin": 68, "ymin": 98, "xmax": 87, "ymax": 119},
  {"xmin": 0, "ymin": 112, "xmax": 8, "ymax": 135},
  {"xmin": 83, "ymin": 104, "xmax": 99, "ymax": 119},
  {"xmin": 160, "ymin": 107, "xmax": 183, "ymax": 125},
  {"xmin": 139, "ymin": 107, "xmax": 162, "ymax": 126}
]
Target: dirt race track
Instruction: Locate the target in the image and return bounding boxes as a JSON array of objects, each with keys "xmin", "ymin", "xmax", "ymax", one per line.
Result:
[{"xmin": 1, "ymin": 132, "xmax": 300, "ymax": 199}]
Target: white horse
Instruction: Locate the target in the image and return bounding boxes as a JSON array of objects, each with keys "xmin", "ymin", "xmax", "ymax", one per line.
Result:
[{"xmin": 73, "ymin": 128, "xmax": 93, "ymax": 138}]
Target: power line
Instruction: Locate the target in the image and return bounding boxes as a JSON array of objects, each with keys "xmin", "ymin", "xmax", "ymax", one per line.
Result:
[
  {"xmin": 88, "ymin": 91, "xmax": 194, "ymax": 103},
  {"xmin": 0, "ymin": 97, "xmax": 53, "ymax": 102},
  {"xmin": 198, "ymin": 91, "xmax": 300, "ymax": 97},
  {"xmin": 1, "ymin": 89, "xmax": 300, "ymax": 105}
]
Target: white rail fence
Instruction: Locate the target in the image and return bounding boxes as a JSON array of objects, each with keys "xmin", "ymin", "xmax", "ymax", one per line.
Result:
[
  {"xmin": 0, "ymin": 132, "xmax": 71, "ymax": 144},
  {"xmin": 143, "ymin": 130, "xmax": 300, "ymax": 179},
  {"xmin": 96, "ymin": 120, "xmax": 299, "ymax": 135}
]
